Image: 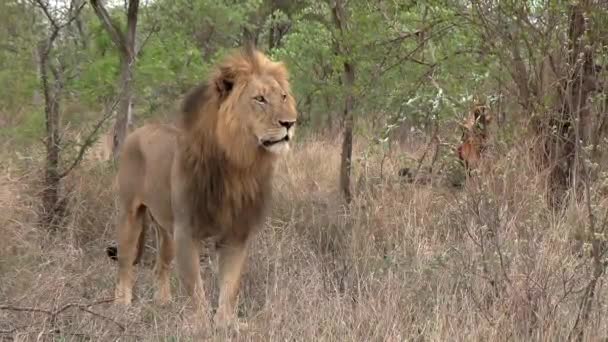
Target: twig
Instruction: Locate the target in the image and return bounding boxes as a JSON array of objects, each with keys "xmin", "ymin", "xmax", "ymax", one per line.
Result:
[{"xmin": 32, "ymin": 0, "xmax": 86, "ymax": 31}]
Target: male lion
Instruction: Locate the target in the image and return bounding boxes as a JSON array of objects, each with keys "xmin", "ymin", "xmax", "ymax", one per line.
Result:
[{"xmin": 110, "ymin": 46, "xmax": 297, "ymax": 327}]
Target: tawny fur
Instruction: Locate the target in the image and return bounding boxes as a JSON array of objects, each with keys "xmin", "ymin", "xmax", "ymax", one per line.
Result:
[
  {"xmin": 457, "ymin": 104, "xmax": 492, "ymax": 172},
  {"xmin": 110, "ymin": 46, "xmax": 298, "ymax": 328}
]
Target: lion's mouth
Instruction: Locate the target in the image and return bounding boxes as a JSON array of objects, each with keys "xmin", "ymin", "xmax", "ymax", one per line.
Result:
[{"xmin": 261, "ymin": 135, "xmax": 289, "ymax": 147}]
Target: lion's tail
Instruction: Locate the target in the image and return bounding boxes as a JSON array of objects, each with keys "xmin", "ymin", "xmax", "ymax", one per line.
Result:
[{"xmin": 105, "ymin": 208, "xmax": 151, "ymax": 265}]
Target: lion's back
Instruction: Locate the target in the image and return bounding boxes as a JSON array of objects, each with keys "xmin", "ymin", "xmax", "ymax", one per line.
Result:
[
  {"xmin": 121, "ymin": 123, "xmax": 179, "ymax": 166},
  {"xmin": 117, "ymin": 124, "xmax": 179, "ymax": 209}
]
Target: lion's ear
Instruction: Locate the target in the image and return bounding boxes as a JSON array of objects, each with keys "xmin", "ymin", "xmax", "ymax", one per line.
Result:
[{"xmin": 215, "ymin": 66, "xmax": 236, "ymax": 99}]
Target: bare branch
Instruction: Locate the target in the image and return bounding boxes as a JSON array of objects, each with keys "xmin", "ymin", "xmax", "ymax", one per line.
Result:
[
  {"xmin": 0, "ymin": 305, "xmax": 52, "ymax": 315},
  {"xmin": 64, "ymin": 1, "xmax": 87, "ymax": 30},
  {"xmin": 90, "ymin": 0, "xmax": 128, "ymax": 55},
  {"xmin": 379, "ymin": 24, "xmax": 456, "ymax": 76},
  {"xmin": 58, "ymin": 96, "xmax": 121, "ymax": 179},
  {"xmin": 32, "ymin": 0, "xmax": 58, "ymax": 29},
  {"xmin": 33, "ymin": 0, "xmax": 87, "ymax": 58},
  {"xmin": 136, "ymin": 22, "xmax": 160, "ymax": 58},
  {"xmin": 33, "ymin": 0, "xmax": 86, "ymax": 31}
]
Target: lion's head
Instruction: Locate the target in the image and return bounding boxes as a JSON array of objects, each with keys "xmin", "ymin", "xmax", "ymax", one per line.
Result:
[{"xmin": 181, "ymin": 47, "xmax": 298, "ymax": 168}]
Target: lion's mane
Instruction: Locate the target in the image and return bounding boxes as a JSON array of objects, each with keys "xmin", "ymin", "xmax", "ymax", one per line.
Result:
[{"xmin": 176, "ymin": 49, "xmax": 290, "ymax": 242}]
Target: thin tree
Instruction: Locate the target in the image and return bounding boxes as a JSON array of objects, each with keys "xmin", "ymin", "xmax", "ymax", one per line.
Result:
[
  {"xmin": 330, "ymin": 0, "xmax": 356, "ymax": 204},
  {"xmin": 32, "ymin": 0, "xmax": 118, "ymax": 229},
  {"xmin": 32, "ymin": 0, "xmax": 85, "ymax": 227},
  {"xmin": 89, "ymin": 0, "xmax": 140, "ymax": 161},
  {"xmin": 544, "ymin": 1, "xmax": 602, "ymax": 207}
]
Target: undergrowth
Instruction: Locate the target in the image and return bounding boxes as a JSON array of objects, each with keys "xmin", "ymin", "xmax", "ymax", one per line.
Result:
[{"xmin": 0, "ymin": 134, "xmax": 606, "ymax": 341}]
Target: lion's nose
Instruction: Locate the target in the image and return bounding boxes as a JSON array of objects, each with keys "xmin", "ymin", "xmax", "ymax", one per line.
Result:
[{"xmin": 279, "ymin": 120, "xmax": 296, "ymax": 129}]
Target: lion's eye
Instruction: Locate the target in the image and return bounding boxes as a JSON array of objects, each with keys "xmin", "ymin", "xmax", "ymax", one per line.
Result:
[
  {"xmin": 254, "ymin": 95, "xmax": 266, "ymax": 103},
  {"xmin": 282, "ymin": 94, "xmax": 287, "ymax": 102}
]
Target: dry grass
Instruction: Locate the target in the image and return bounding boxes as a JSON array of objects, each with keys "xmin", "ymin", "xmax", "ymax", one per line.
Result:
[{"xmin": 1, "ymin": 133, "xmax": 607, "ymax": 341}]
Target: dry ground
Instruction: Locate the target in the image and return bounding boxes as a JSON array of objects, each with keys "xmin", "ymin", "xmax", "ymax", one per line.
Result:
[{"xmin": 1, "ymin": 134, "xmax": 607, "ymax": 341}]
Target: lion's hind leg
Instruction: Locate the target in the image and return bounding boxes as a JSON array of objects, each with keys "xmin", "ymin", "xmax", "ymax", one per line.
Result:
[
  {"xmin": 115, "ymin": 203, "xmax": 147, "ymax": 305},
  {"xmin": 153, "ymin": 222, "xmax": 174, "ymax": 305}
]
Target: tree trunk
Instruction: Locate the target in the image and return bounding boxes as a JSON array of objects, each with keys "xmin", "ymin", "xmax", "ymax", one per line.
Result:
[
  {"xmin": 268, "ymin": 12, "xmax": 276, "ymax": 50},
  {"xmin": 90, "ymin": 0, "xmax": 139, "ymax": 161},
  {"xmin": 340, "ymin": 62, "xmax": 355, "ymax": 204},
  {"xmin": 38, "ymin": 39, "xmax": 62, "ymax": 227},
  {"xmin": 243, "ymin": 26, "xmax": 259, "ymax": 47},
  {"xmin": 544, "ymin": 2, "xmax": 596, "ymax": 207},
  {"xmin": 32, "ymin": 0, "xmax": 86, "ymax": 229},
  {"xmin": 325, "ymin": 94, "xmax": 334, "ymax": 132},
  {"xmin": 331, "ymin": 0, "xmax": 355, "ymax": 204},
  {"xmin": 113, "ymin": 53, "xmax": 134, "ymax": 161}
]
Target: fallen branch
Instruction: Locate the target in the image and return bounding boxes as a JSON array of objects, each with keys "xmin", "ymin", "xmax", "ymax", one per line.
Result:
[{"xmin": 0, "ymin": 298, "xmax": 124, "ymax": 333}]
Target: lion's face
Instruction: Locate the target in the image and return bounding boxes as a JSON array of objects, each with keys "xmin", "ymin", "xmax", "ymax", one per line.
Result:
[
  {"xmin": 235, "ymin": 74, "xmax": 297, "ymax": 155},
  {"xmin": 212, "ymin": 50, "xmax": 298, "ymax": 164}
]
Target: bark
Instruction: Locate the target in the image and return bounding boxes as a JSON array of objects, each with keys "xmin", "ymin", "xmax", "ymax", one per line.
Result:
[
  {"xmin": 331, "ymin": 0, "xmax": 355, "ymax": 204},
  {"xmin": 90, "ymin": 0, "xmax": 139, "ymax": 162},
  {"xmin": 509, "ymin": 41, "xmax": 535, "ymax": 112},
  {"xmin": 114, "ymin": 51, "xmax": 135, "ymax": 161},
  {"xmin": 268, "ymin": 12, "xmax": 276, "ymax": 50},
  {"xmin": 267, "ymin": 14, "xmax": 290, "ymax": 49},
  {"xmin": 340, "ymin": 62, "xmax": 355, "ymax": 204},
  {"xmin": 243, "ymin": 26, "xmax": 259, "ymax": 47},
  {"xmin": 38, "ymin": 38, "xmax": 62, "ymax": 227}
]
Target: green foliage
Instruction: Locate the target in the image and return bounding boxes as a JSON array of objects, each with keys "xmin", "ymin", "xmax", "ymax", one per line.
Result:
[
  {"xmin": 0, "ymin": 1, "xmax": 40, "ymax": 113},
  {"xmin": 0, "ymin": 109, "xmax": 45, "ymax": 145},
  {"xmin": 2, "ymin": 0, "xmax": 602, "ymax": 149}
]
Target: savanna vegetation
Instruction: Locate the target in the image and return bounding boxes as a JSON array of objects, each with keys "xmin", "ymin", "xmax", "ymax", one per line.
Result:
[{"xmin": 1, "ymin": 0, "xmax": 608, "ymax": 340}]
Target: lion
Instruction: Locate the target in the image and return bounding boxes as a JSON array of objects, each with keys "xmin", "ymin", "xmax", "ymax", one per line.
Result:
[
  {"xmin": 457, "ymin": 103, "xmax": 491, "ymax": 173},
  {"xmin": 109, "ymin": 46, "xmax": 297, "ymax": 327},
  {"xmin": 74, "ymin": 129, "xmax": 113, "ymax": 164}
]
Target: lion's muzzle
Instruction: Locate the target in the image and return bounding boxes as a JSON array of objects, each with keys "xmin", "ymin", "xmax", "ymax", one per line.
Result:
[{"xmin": 261, "ymin": 134, "xmax": 289, "ymax": 147}]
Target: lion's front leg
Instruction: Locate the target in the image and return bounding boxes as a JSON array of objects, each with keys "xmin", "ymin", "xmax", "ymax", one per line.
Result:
[
  {"xmin": 214, "ymin": 238, "xmax": 248, "ymax": 327},
  {"xmin": 175, "ymin": 226, "xmax": 208, "ymax": 321}
]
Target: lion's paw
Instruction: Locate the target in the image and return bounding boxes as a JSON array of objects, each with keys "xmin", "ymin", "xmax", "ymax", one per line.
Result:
[
  {"xmin": 213, "ymin": 313, "xmax": 249, "ymax": 334},
  {"xmin": 114, "ymin": 287, "xmax": 132, "ymax": 305},
  {"xmin": 153, "ymin": 287, "xmax": 172, "ymax": 305}
]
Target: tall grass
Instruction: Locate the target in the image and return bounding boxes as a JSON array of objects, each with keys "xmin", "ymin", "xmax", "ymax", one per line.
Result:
[{"xmin": 0, "ymin": 133, "xmax": 606, "ymax": 341}]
